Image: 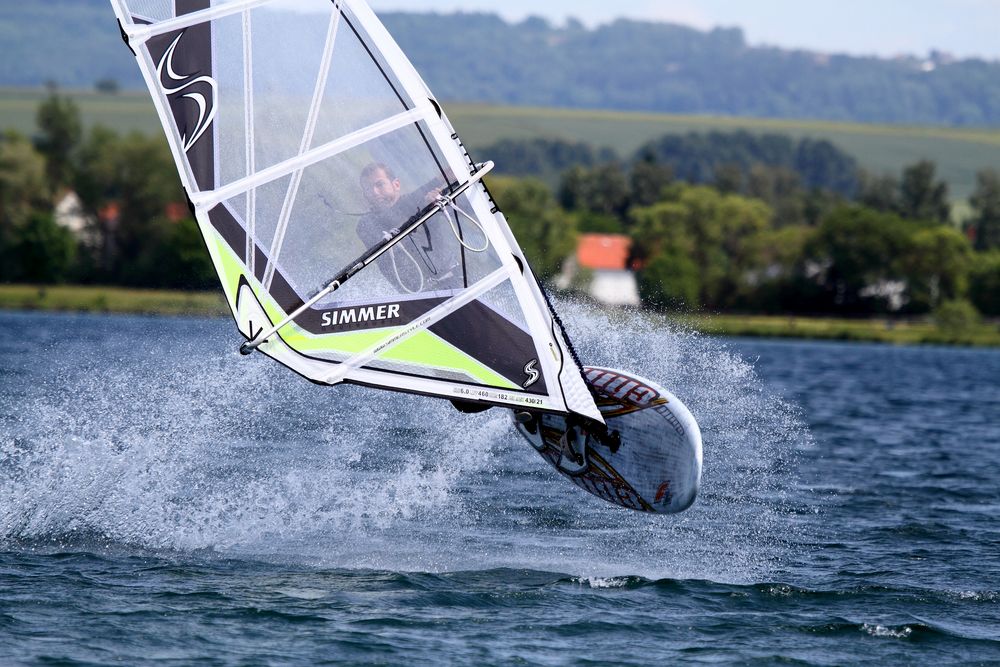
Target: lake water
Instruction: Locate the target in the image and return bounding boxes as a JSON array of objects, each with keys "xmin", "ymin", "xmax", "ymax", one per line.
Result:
[{"xmin": 1, "ymin": 307, "xmax": 998, "ymax": 665}]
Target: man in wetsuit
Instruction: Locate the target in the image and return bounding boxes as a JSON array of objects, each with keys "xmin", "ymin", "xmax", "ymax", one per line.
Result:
[
  {"xmin": 358, "ymin": 163, "xmax": 489, "ymax": 414},
  {"xmin": 357, "ymin": 162, "xmax": 462, "ymax": 294}
]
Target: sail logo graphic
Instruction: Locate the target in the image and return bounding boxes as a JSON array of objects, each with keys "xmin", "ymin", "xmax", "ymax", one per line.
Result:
[
  {"xmin": 655, "ymin": 481, "xmax": 673, "ymax": 507},
  {"xmin": 585, "ymin": 368, "xmax": 658, "ymax": 407},
  {"xmin": 321, "ymin": 304, "xmax": 401, "ymax": 328},
  {"xmin": 523, "ymin": 360, "xmax": 540, "ymax": 388},
  {"xmin": 156, "ymin": 31, "xmax": 217, "ymax": 153}
]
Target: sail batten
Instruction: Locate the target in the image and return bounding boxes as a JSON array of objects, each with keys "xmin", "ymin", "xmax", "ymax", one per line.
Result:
[
  {"xmin": 322, "ymin": 266, "xmax": 510, "ymax": 386},
  {"xmin": 109, "ymin": 0, "xmax": 604, "ymax": 423},
  {"xmin": 263, "ymin": 7, "xmax": 343, "ymax": 290},
  {"xmin": 190, "ymin": 107, "xmax": 430, "ymax": 208},
  {"xmin": 242, "ymin": 8, "xmax": 256, "ymax": 269},
  {"xmin": 119, "ymin": 0, "xmax": 279, "ymax": 41}
]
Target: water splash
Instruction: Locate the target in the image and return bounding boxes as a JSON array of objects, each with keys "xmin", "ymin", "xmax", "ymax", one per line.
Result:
[{"xmin": 0, "ymin": 306, "xmax": 809, "ymax": 582}]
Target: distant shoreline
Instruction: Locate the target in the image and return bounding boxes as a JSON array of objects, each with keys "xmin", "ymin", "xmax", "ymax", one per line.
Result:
[
  {"xmin": 2, "ymin": 284, "xmax": 996, "ymax": 347},
  {"xmin": 0, "ymin": 284, "xmax": 228, "ymax": 318},
  {"xmin": 675, "ymin": 313, "xmax": 999, "ymax": 348}
]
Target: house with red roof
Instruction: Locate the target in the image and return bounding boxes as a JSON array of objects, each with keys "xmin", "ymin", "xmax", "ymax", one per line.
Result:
[{"xmin": 555, "ymin": 233, "xmax": 641, "ymax": 307}]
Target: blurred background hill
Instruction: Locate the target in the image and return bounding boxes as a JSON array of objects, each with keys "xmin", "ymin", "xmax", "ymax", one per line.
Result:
[{"xmin": 4, "ymin": 2, "xmax": 1000, "ymax": 127}]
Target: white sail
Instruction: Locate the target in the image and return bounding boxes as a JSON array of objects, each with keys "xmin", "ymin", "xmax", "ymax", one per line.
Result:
[{"xmin": 110, "ymin": 0, "xmax": 603, "ymax": 424}]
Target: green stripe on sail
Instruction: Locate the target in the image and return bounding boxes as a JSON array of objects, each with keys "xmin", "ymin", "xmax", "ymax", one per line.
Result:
[
  {"xmin": 386, "ymin": 332, "xmax": 520, "ymax": 390},
  {"xmin": 289, "ymin": 328, "xmax": 519, "ymax": 390},
  {"xmin": 209, "ymin": 233, "xmax": 518, "ymax": 390},
  {"xmin": 208, "ymin": 230, "xmax": 246, "ymax": 309}
]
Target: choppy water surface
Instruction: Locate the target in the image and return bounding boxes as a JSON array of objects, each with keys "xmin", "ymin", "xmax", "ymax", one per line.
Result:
[{"xmin": 1, "ymin": 307, "xmax": 997, "ymax": 665}]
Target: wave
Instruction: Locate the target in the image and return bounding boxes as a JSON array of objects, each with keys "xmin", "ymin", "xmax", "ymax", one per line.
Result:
[{"xmin": 0, "ymin": 306, "xmax": 809, "ymax": 582}]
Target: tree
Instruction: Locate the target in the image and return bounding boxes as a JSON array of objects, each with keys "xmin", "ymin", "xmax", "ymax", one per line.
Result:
[
  {"xmin": 628, "ymin": 157, "xmax": 673, "ymax": 207},
  {"xmin": 638, "ymin": 249, "xmax": 700, "ymax": 310},
  {"xmin": 489, "ymin": 176, "xmax": 577, "ymax": 278},
  {"xmin": 558, "ymin": 164, "xmax": 631, "ymax": 219},
  {"xmin": 857, "ymin": 170, "xmax": 899, "ymax": 213},
  {"xmin": 0, "ymin": 132, "xmax": 49, "ymax": 226},
  {"xmin": 795, "ymin": 139, "xmax": 860, "ymax": 196},
  {"xmin": 746, "ymin": 165, "xmax": 809, "ymax": 227},
  {"xmin": 901, "ymin": 226, "xmax": 973, "ymax": 312},
  {"xmin": 969, "ymin": 251, "xmax": 1000, "ymax": 316},
  {"xmin": 34, "ymin": 86, "xmax": 83, "ymax": 194},
  {"xmin": 970, "ymin": 169, "xmax": 1000, "ymax": 251},
  {"xmin": 117, "ymin": 215, "xmax": 217, "ymax": 289},
  {"xmin": 73, "ymin": 129, "xmax": 183, "ymax": 284},
  {"xmin": 0, "ymin": 132, "xmax": 51, "ymax": 281},
  {"xmin": 802, "ymin": 206, "xmax": 915, "ymax": 313},
  {"xmin": 167, "ymin": 217, "xmax": 218, "ymax": 289},
  {"xmin": 736, "ymin": 225, "xmax": 813, "ymax": 312},
  {"xmin": 933, "ymin": 300, "xmax": 981, "ymax": 337},
  {"xmin": 95, "ymin": 78, "xmax": 120, "ymax": 95},
  {"xmin": 483, "ymin": 138, "xmax": 617, "ymax": 179},
  {"xmin": 631, "ymin": 185, "xmax": 771, "ymax": 310},
  {"xmin": 635, "ymin": 131, "xmax": 859, "ymax": 196},
  {"xmin": 7, "ymin": 213, "xmax": 77, "ymax": 284},
  {"xmin": 899, "ymin": 160, "xmax": 950, "ymax": 224},
  {"xmin": 713, "ymin": 163, "xmax": 743, "ymax": 195}
]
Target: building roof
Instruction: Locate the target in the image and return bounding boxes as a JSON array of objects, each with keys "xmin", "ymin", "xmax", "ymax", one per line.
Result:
[{"xmin": 577, "ymin": 234, "xmax": 632, "ymax": 271}]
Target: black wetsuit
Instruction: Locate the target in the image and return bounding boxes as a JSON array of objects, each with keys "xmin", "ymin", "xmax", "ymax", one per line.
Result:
[{"xmin": 356, "ymin": 182, "xmax": 463, "ymax": 293}]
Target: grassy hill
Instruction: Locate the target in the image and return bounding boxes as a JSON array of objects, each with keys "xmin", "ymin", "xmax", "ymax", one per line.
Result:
[
  {"xmin": 4, "ymin": 88, "xmax": 999, "ymax": 200},
  {"xmin": 0, "ymin": 88, "xmax": 162, "ymax": 137},
  {"xmin": 452, "ymin": 106, "xmax": 1000, "ymax": 201},
  {"xmin": 5, "ymin": 3, "xmax": 1000, "ymax": 128}
]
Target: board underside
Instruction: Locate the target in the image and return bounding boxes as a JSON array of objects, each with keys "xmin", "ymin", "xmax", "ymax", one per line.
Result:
[{"xmin": 514, "ymin": 367, "xmax": 703, "ymax": 514}]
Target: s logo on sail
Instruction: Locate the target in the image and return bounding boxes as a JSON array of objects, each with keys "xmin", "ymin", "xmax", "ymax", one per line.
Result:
[
  {"xmin": 156, "ymin": 31, "xmax": 217, "ymax": 153},
  {"xmin": 523, "ymin": 360, "xmax": 540, "ymax": 388}
]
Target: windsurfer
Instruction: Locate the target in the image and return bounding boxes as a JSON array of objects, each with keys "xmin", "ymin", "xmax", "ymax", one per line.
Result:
[
  {"xmin": 359, "ymin": 162, "xmax": 491, "ymax": 415},
  {"xmin": 357, "ymin": 162, "xmax": 461, "ymax": 294}
]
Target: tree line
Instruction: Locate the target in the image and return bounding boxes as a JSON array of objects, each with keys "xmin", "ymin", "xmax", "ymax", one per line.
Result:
[
  {"xmin": 387, "ymin": 13, "xmax": 1000, "ymax": 127},
  {"xmin": 486, "ymin": 138, "xmax": 1000, "ymax": 321},
  {"xmin": 7, "ymin": 4, "xmax": 1000, "ymax": 128},
  {"xmin": 1, "ymin": 90, "xmax": 998, "ymax": 324},
  {"xmin": 0, "ymin": 90, "xmax": 215, "ymax": 290}
]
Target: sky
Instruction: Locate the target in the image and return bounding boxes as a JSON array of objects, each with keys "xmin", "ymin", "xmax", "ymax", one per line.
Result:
[{"xmin": 366, "ymin": 0, "xmax": 1000, "ymax": 61}]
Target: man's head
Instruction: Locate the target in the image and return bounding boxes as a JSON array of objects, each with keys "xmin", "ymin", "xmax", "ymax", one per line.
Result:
[{"xmin": 361, "ymin": 162, "xmax": 401, "ymax": 211}]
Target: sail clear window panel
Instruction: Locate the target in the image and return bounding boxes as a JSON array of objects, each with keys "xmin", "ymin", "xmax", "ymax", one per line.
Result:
[
  {"xmin": 125, "ymin": 0, "xmax": 174, "ymax": 22},
  {"xmin": 226, "ymin": 189, "xmax": 247, "ymax": 225},
  {"xmin": 224, "ymin": 173, "xmax": 295, "ymax": 262},
  {"xmin": 338, "ymin": 4, "xmax": 416, "ymax": 108},
  {"xmin": 475, "ymin": 278, "xmax": 531, "ymax": 336},
  {"xmin": 220, "ymin": 122, "xmax": 463, "ymax": 299},
  {"xmin": 156, "ymin": 0, "xmax": 415, "ymax": 192},
  {"xmin": 310, "ymin": 13, "xmax": 412, "ymax": 149},
  {"xmin": 227, "ymin": 2, "xmax": 332, "ymax": 181},
  {"xmin": 342, "ymin": 206, "xmax": 501, "ymax": 303},
  {"xmin": 446, "ymin": 191, "xmax": 506, "ymax": 286},
  {"xmin": 210, "ymin": 11, "xmax": 250, "ymax": 187},
  {"xmin": 261, "ymin": 122, "xmax": 458, "ymax": 298},
  {"xmin": 288, "ymin": 199, "xmax": 508, "ymax": 308}
]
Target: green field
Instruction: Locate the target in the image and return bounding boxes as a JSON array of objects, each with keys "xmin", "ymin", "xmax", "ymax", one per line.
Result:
[
  {"xmin": 450, "ymin": 105, "xmax": 1000, "ymax": 202},
  {"xmin": 0, "ymin": 88, "xmax": 163, "ymax": 137},
  {"xmin": 2, "ymin": 284, "xmax": 997, "ymax": 347},
  {"xmin": 4, "ymin": 88, "xmax": 999, "ymax": 200}
]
